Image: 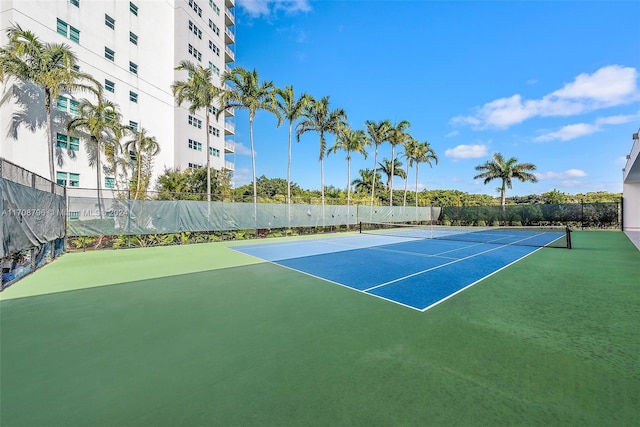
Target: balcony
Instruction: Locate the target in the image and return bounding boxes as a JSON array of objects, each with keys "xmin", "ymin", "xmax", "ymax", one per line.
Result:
[
  {"xmin": 225, "ymin": 106, "xmax": 235, "ymax": 117},
  {"xmin": 225, "ymin": 0, "xmax": 234, "ymax": 8},
  {"xmin": 224, "ymin": 160, "xmax": 235, "ymax": 171},
  {"xmin": 224, "ymin": 27, "xmax": 235, "ymax": 45},
  {"xmin": 224, "ymin": 140, "xmax": 235, "ymax": 153},
  {"xmin": 224, "ymin": 45, "xmax": 235, "ymax": 63},
  {"xmin": 224, "ymin": 121, "xmax": 235, "ymax": 134},
  {"xmin": 225, "ymin": 7, "xmax": 235, "ymax": 26}
]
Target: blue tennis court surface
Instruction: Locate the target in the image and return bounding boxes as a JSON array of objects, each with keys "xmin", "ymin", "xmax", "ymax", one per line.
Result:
[{"xmin": 231, "ymin": 233, "xmax": 554, "ymax": 311}]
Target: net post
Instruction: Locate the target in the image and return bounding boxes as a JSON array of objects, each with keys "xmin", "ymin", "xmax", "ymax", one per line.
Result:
[
  {"xmin": 565, "ymin": 226, "xmax": 572, "ymax": 249},
  {"xmin": 359, "ymin": 221, "xmax": 362, "ymax": 234}
]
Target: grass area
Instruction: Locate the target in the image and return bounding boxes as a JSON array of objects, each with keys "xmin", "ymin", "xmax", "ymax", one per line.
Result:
[{"xmin": 1, "ymin": 231, "xmax": 638, "ymax": 426}]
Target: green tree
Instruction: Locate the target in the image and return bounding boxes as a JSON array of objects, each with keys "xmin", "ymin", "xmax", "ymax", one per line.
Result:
[
  {"xmin": 274, "ymin": 85, "xmax": 310, "ymax": 205},
  {"xmin": 387, "ymin": 120, "xmax": 411, "ymax": 205},
  {"xmin": 0, "ymin": 23, "xmax": 99, "ymax": 181},
  {"xmin": 365, "ymin": 119, "xmax": 392, "ymax": 207},
  {"xmin": 474, "ymin": 152, "xmax": 538, "ymax": 206},
  {"xmin": 351, "ymin": 168, "xmax": 383, "ymax": 196},
  {"xmin": 328, "ymin": 126, "xmax": 370, "ymax": 207},
  {"xmin": 542, "ymin": 188, "xmax": 570, "ymax": 204},
  {"xmin": 171, "ymin": 60, "xmax": 222, "ymax": 202},
  {"xmin": 296, "ymin": 95, "xmax": 347, "ymax": 207},
  {"xmin": 412, "ymin": 141, "xmax": 438, "ymax": 207},
  {"xmin": 220, "ymin": 67, "xmax": 280, "ymax": 214},
  {"xmin": 378, "ymin": 158, "xmax": 407, "ymax": 194},
  {"xmin": 66, "ymin": 96, "xmax": 122, "ymax": 217},
  {"xmin": 124, "ymin": 127, "xmax": 161, "ymax": 200}
]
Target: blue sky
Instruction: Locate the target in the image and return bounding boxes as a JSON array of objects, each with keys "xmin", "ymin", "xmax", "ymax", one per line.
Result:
[{"xmin": 229, "ymin": 0, "xmax": 640, "ymax": 197}]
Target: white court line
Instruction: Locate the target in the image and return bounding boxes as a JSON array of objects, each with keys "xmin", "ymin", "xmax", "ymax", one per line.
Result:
[
  {"xmin": 363, "ymin": 234, "xmax": 541, "ymax": 293},
  {"xmin": 418, "ymin": 247, "xmax": 543, "ymax": 312}
]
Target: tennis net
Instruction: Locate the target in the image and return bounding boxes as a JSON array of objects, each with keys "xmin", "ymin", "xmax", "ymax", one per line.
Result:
[{"xmin": 359, "ymin": 222, "xmax": 572, "ymax": 249}]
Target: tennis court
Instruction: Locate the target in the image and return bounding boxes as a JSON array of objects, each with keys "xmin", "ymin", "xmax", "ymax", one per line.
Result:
[
  {"xmin": 1, "ymin": 230, "xmax": 639, "ymax": 426},
  {"xmin": 232, "ymin": 225, "xmax": 569, "ymax": 310}
]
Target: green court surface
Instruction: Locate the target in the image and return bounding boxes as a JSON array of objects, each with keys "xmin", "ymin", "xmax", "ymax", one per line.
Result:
[{"xmin": 1, "ymin": 231, "xmax": 639, "ymax": 426}]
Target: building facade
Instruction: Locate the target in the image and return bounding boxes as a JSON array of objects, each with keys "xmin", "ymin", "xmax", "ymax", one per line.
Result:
[
  {"xmin": 0, "ymin": 0, "xmax": 235, "ymax": 193},
  {"xmin": 623, "ymin": 128, "xmax": 640, "ymax": 233}
]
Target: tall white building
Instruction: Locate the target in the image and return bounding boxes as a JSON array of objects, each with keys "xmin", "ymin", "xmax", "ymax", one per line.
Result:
[{"xmin": 0, "ymin": 0, "xmax": 235, "ymax": 192}]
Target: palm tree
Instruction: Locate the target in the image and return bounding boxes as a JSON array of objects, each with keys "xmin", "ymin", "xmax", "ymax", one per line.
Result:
[
  {"xmin": 124, "ymin": 127, "xmax": 161, "ymax": 200},
  {"xmin": 102, "ymin": 121, "xmax": 129, "ymax": 192},
  {"xmin": 387, "ymin": 120, "xmax": 411, "ymax": 206},
  {"xmin": 474, "ymin": 152, "xmax": 538, "ymax": 206},
  {"xmin": 365, "ymin": 119, "xmax": 391, "ymax": 207},
  {"xmin": 351, "ymin": 168, "xmax": 383, "ymax": 195},
  {"xmin": 378, "ymin": 158, "xmax": 407, "ymax": 193},
  {"xmin": 274, "ymin": 85, "xmax": 310, "ymax": 205},
  {"xmin": 328, "ymin": 126, "xmax": 370, "ymax": 207},
  {"xmin": 296, "ymin": 96, "xmax": 347, "ymax": 207},
  {"xmin": 66, "ymin": 96, "xmax": 121, "ymax": 218},
  {"xmin": 171, "ymin": 60, "xmax": 222, "ymax": 202},
  {"xmin": 402, "ymin": 137, "xmax": 419, "ymax": 207},
  {"xmin": 219, "ymin": 67, "xmax": 280, "ymax": 216},
  {"xmin": 0, "ymin": 23, "xmax": 99, "ymax": 182},
  {"xmin": 412, "ymin": 141, "xmax": 438, "ymax": 207}
]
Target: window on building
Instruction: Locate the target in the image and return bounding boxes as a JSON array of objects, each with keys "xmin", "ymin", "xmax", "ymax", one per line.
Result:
[
  {"xmin": 105, "ymin": 47, "xmax": 115, "ymax": 61},
  {"xmin": 209, "ymin": 126, "xmax": 220, "ymax": 137},
  {"xmin": 209, "ymin": 40, "xmax": 220, "ymax": 56},
  {"xmin": 189, "ymin": 0, "xmax": 202, "ymax": 17},
  {"xmin": 189, "ymin": 21, "xmax": 202, "ymax": 39},
  {"xmin": 70, "ymin": 0, "xmax": 79, "ymax": 7},
  {"xmin": 129, "ymin": 91, "xmax": 138, "ymax": 103},
  {"xmin": 105, "ymin": 79, "xmax": 115, "ymax": 93},
  {"xmin": 208, "ymin": 62, "xmax": 220, "ymax": 76},
  {"xmin": 208, "ymin": 19, "xmax": 220, "ymax": 36},
  {"xmin": 209, "ymin": 106, "xmax": 218, "ymax": 116},
  {"xmin": 57, "ymin": 96, "xmax": 79, "ymax": 114},
  {"xmin": 188, "ymin": 162, "xmax": 203, "ymax": 169},
  {"xmin": 73, "ymin": 64, "xmax": 80, "ymax": 71},
  {"xmin": 209, "ymin": 147, "xmax": 220, "ymax": 157},
  {"xmin": 68, "ymin": 211, "xmax": 79, "ymax": 220},
  {"xmin": 188, "ymin": 44, "xmax": 202, "ymax": 62},
  {"xmin": 56, "ymin": 133, "xmax": 80, "ymax": 151},
  {"xmin": 129, "ymin": 121, "xmax": 138, "ymax": 131},
  {"xmin": 105, "ymin": 177, "xmax": 115, "ymax": 189},
  {"xmin": 188, "ymin": 115, "xmax": 202, "ymax": 129},
  {"xmin": 129, "ymin": 150, "xmax": 137, "ymax": 161},
  {"xmin": 130, "ymin": 2, "xmax": 138, "ymax": 15},
  {"xmin": 57, "ymin": 18, "xmax": 80, "ymax": 43},
  {"xmin": 130, "ymin": 32, "xmax": 138, "ymax": 45},
  {"xmin": 129, "ymin": 62, "xmax": 138, "ymax": 75},
  {"xmin": 209, "ymin": 0, "xmax": 220, "ymax": 15},
  {"xmin": 188, "ymin": 139, "xmax": 202, "ymax": 151},
  {"xmin": 56, "ymin": 172, "xmax": 79, "ymax": 187},
  {"xmin": 105, "ymin": 14, "xmax": 115, "ymax": 29}
]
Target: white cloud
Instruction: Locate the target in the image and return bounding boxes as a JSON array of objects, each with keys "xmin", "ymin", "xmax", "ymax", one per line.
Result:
[
  {"xmin": 534, "ymin": 111, "xmax": 640, "ymax": 142},
  {"xmin": 237, "ymin": 0, "xmax": 311, "ymax": 17},
  {"xmin": 451, "ymin": 65, "xmax": 640, "ymax": 129},
  {"xmin": 444, "ymin": 144, "xmax": 488, "ymax": 159},
  {"xmin": 535, "ymin": 123, "xmax": 600, "ymax": 142},
  {"xmin": 445, "ymin": 130, "xmax": 459, "ymax": 137},
  {"xmin": 233, "ymin": 142, "xmax": 253, "ymax": 156},
  {"xmin": 535, "ymin": 169, "xmax": 587, "ymax": 180}
]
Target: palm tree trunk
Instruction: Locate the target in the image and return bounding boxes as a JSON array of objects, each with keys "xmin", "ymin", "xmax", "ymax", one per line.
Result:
[
  {"xmin": 370, "ymin": 146, "xmax": 378, "ymax": 207},
  {"xmin": 250, "ymin": 116, "xmax": 257, "ymax": 224},
  {"xmin": 136, "ymin": 139, "xmax": 143, "ymax": 200},
  {"xmin": 390, "ymin": 146, "xmax": 395, "ymax": 206},
  {"xmin": 45, "ymin": 90, "xmax": 55, "ymax": 182},
  {"xmin": 287, "ymin": 122, "xmax": 292, "ymax": 205},
  {"xmin": 501, "ymin": 181, "xmax": 506, "ymax": 206},
  {"xmin": 415, "ymin": 163, "xmax": 420, "ymax": 208},
  {"xmin": 346, "ymin": 152, "xmax": 351, "ymax": 208},
  {"xmin": 96, "ymin": 140, "xmax": 103, "ymax": 219},
  {"xmin": 403, "ymin": 161, "xmax": 410, "ymax": 207},
  {"xmin": 205, "ymin": 111, "xmax": 211, "ymax": 202}
]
